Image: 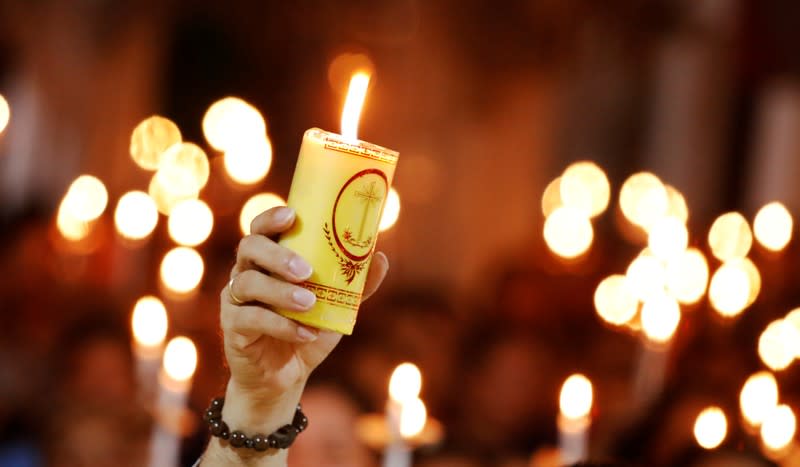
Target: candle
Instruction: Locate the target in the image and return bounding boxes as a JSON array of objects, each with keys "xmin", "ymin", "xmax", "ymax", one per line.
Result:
[
  {"xmin": 148, "ymin": 336, "xmax": 197, "ymax": 467},
  {"xmin": 383, "ymin": 363, "xmax": 423, "ymax": 467},
  {"xmin": 277, "ymin": 71, "xmax": 400, "ymax": 335},
  {"xmin": 558, "ymin": 374, "xmax": 593, "ymax": 465},
  {"xmin": 131, "ymin": 296, "xmax": 169, "ymax": 403}
]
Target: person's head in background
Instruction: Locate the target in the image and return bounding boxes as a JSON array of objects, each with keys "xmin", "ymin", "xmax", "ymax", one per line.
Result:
[{"xmin": 288, "ymin": 383, "xmax": 376, "ymax": 467}]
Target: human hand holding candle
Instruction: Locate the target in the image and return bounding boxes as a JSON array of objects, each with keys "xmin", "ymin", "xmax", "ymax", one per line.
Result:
[{"xmin": 558, "ymin": 374, "xmax": 593, "ymax": 465}]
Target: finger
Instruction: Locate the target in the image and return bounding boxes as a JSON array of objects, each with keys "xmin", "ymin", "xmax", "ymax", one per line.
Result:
[
  {"xmin": 229, "ymin": 269, "xmax": 317, "ymax": 312},
  {"xmin": 250, "ymin": 206, "xmax": 296, "ymax": 237},
  {"xmin": 361, "ymin": 252, "xmax": 389, "ymax": 303},
  {"xmin": 236, "ymin": 234, "xmax": 313, "ymax": 283},
  {"xmin": 222, "ymin": 304, "xmax": 319, "ymax": 344}
]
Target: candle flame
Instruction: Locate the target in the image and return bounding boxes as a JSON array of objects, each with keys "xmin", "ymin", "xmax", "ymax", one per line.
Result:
[
  {"xmin": 761, "ymin": 404, "xmax": 796, "ymax": 452},
  {"xmin": 694, "ymin": 406, "xmax": 727, "ymax": 450},
  {"xmin": 341, "ymin": 72, "xmax": 370, "ymax": 141},
  {"xmin": 131, "ymin": 296, "xmax": 168, "ymax": 347},
  {"xmin": 399, "ymin": 397, "xmax": 427, "ymax": 439},
  {"xmin": 559, "ymin": 374, "xmax": 593, "ymax": 420},
  {"xmin": 389, "ymin": 362, "xmax": 421, "ymax": 403},
  {"xmin": 163, "ymin": 336, "xmax": 197, "ymax": 382},
  {"xmin": 740, "ymin": 371, "xmax": 779, "ymax": 426}
]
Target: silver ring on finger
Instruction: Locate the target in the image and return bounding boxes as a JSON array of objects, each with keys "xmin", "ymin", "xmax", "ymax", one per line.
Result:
[{"xmin": 228, "ymin": 276, "xmax": 245, "ymax": 306}]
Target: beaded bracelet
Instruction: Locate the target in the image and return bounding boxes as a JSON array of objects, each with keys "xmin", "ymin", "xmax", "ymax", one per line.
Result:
[{"xmin": 203, "ymin": 397, "xmax": 309, "ymax": 451}]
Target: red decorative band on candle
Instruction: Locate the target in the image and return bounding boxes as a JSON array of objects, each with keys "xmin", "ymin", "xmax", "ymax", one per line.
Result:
[
  {"xmin": 324, "ymin": 138, "xmax": 399, "ymax": 165},
  {"xmin": 301, "ymin": 281, "xmax": 362, "ymax": 311}
]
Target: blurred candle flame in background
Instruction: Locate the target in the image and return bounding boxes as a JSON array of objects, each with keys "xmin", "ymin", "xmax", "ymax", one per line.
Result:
[
  {"xmin": 647, "ymin": 216, "xmax": 688, "ymax": 262},
  {"xmin": 709, "ymin": 262, "xmax": 751, "ymax": 317},
  {"xmin": 664, "ymin": 248, "xmax": 709, "ymax": 305},
  {"xmin": 739, "ymin": 371, "xmax": 779, "ymax": 427},
  {"xmin": 559, "ymin": 374, "xmax": 593, "ymax": 420},
  {"xmin": 399, "ymin": 397, "xmax": 427, "ymax": 439},
  {"xmin": 708, "ymin": 212, "xmax": 753, "ymax": 261},
  {"xmin": 223, "ymin": 136, "xmax": 273, "ymax": 186},
  {"xmin": 559, "ymin": 161, "xmax": 610, "ymax": 218},
  {"xmin": 758, "ymin": 319, "xmax": 800, "ymax": 371},
  {"xmin": 619, "ymin": 172, "xmax": 669, "ymax": 232},
  {"xmin": 239, "ymin": 193, "xmax": 286, "ymax": 235},
  {"xmin": 379, "ymin": 188, "xmax": 401, "ymax": 233},
  {"xmin": 115, "ymin": 191, "xmax": 159, "ymax": 241},
  {"xmin": 640, "ymin": 293, "xmax": 681, "ymax": 344},
  {"xmin": 62, "ymin": 175, "xmax": 108, "ymax": 222},
  {"xmin": 389, "ymin": 363, "xmax": 422, "ymax": 404},
  {"xmin": 760, "ymin": 404, "xmax": 796, "ymax": 453},
  {"xmin": 693, "ymin": 406, "xmax": 727, "ymax": 450},
  {"xmin": 159, "ymin": 246, "xmax": 204, "ymax": 295},
  {"xmin": 594, "ymin": 274, "xmax": 639, "ymax": 326},
  {"xmin": 167, "ymin": 199, "xmax": 213, "ymax": 247},
  {"xmin": 0, "ymin": 93, "xmax": 9, "ymax": 134},
  {"xmin": 753, "ymin": 202, "xmax": 793, "ymax": 252},
  {"xmin": 202, "ymin": 97, "xmax": 267, "ymax": 153},
  {"xmin": 541, "ymin": 177, "xmax": 563, "ymax": 218},
  {"xmin": 544, "ymin": 206, "xmax": 594, "ymax": 259},
  {"xmin": 625, "ymin": 252, "xmax": 666, "ymax": 302},
  {"xmin": 131, "ymin": 296, "xmax": 169, "ymax": 349},
  {"xmin": 129, "ymin": 116, "xmax": 182, "ymax": 171},
  {"xmin": 162, "ymin": 336, "xmax": 197, "ymax": 383}
]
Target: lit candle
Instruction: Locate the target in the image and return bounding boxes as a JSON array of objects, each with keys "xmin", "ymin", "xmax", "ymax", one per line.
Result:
[
  {"xmin": 558, "ymin": 374, "xmax": 593, "ymax": 465},
  {"xmin": 131, "ymin": 296, "xmax": 169, "ymax": 403},
  {"xmin": 383, "ymin": 363, "xmax": 422, "ymax": 467},
  {"xmin": 148, "ymin": 336, "xmax": 197, "ymax": 467},
  {"xmin": 277, "ymin": 71, "xmax": 400, "ymax": 335}
]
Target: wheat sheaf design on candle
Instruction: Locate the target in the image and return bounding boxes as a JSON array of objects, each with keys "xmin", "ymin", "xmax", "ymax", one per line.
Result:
[{"xmin": 323, "ymin": 168, "xmax": 388, "ymax": 284}]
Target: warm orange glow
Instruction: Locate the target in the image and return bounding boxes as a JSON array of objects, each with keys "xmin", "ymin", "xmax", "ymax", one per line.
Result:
[
  {"xmin": 63, "ymin": 175, "xmax": 108, "ymax": 222},
  {"xmin": 379, "ymin": 188, "xmax": 401, "ymax": 232},
  {"xmin": 328, "ymin": 53, "xmax": 375, "ymax": 94},
  {"xmin": 626, "ymin": 251, "xmax": 666, "ymax": 302},
  {"xmin": 739, "ymin": 258, "xmax": 761, "ymax": 307},
  {"xmin": 162, "ymin": 336, "xmax": 197, "ymax": 382},
  {"xmin": 665, "ymin": 185, "xmax": 689, "ymax": 224},
  {"xmin": 168, "ymin": 199, "xmax": 214, "ymax": 247},
  {"xmin": 786, "ymin": 308, "xmax": 800, "ymax": 358},
  {"xmin": 708, "ymin": 212, "xmax": 753, "ymax": 261},
  {"xmin": 0, "ymin": 93, "xmax": 9, "ymax": 134},
  {"xmin": 399, "ymin": 398, "xmax": 427, "ymax": 439},
  {"xmin": 389, "ymin": 363, "xmax": 422, "ymax": 404},
  {"xmin": 157, "ymin": 142, "xmax": 211, "ymax": 193},
  {"xmin": 239, "ymin": 193, "xmax": 287, "ymax": 235},
  {"xmin": 619, "ymin": 172, "xmax": 669, "ymax": 231},
  {"xmin": 148, "ymin": 172, "xmax": 199, "ymax": 216},
  {"xmin": 159, "ymin": 247, "xmax": 204, "ymax": 294},
  {"xmin": 761, "ymin": 405, "xmax": 796, "ymax": 452},
  {"xmin": 114, "ymin": 191, "xmax": 158, "ymax": 241},
  {"xmin": 543, "ymin": 206, "xmax": 594, "ymax": 259},
  {"xmin": 709, "ymin": 262, "xmax": 751, "ymax": 317},
  {"xmin": 740, "ymin": 371, "xmax": 779, "ymax": 427},
  {"xmin": 594, "ymin": 274, "xmax": 639, "ymax": 326},
  {"xmin": 56, "ymin": 200, "xmax": 90, "ymax": 242},
  {"xmin": 559, "ymin": 374, "xmax": 593, "ymax": 420},
  {"xmin": 648, "ymin": 216, "xmax": 689, "ymax": 261},
  {"xmin": 131, "ymin": 296, "xmax": 168, "ymax": 348},
  {"xmin": 541, "ymin": 177, "xmax": 563, "ymax": 218},
  {"xmin": 694, "ymin": 407, "xmax": 727, "ymax": 450},
  {"xmin": 223, "ymin": 136, "xmax": 273, "ymax": 185},
  {"xmin": 641, "ymin": 293, "xmax": 681, "ymax": 343},
  {"xmin": 340, "ymin": 72, "xmax": 370, "ymax": 141},
  {"xmin": 203, "ymin": 97, "xmax": 267, "ymax": 152},
  {"xmin": 754, "ymin": 202, "xmax": 793, "ymax": 252},
  {"xmin": 665, "ymin": 248, "xmax": 709, "ymax": 305},
  {"xmin": 559, "ymin": 161, "xmax": 610, "ymax": 218},
  {"xmin": 129, "ymin": 116, "xmax": 182, "ymax": 171},
  {"xmin": 758, "ymin": 319, "xmax": 800, "ymax": 372}
]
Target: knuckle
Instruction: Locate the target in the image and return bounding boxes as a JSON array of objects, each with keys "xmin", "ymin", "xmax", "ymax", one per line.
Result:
[{"xmin": 235, "ymin": 269, "xmax": 260, "ymax": 298}]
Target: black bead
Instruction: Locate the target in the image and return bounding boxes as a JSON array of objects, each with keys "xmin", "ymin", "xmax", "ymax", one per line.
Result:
[
  {"xmin": 204, "ymin": 409, "xmax": 220, "ymax": 423},
  {"xmin": 230, "ymin": 431, "xmax": 246, "ymax": 447},
  {"xmin": 219, "ymin": 426, "xmax": 230, "ymax": 440},
  {"xmin": 210, "ymin": 420, "xmax": 225, "ymax": 436},
  {"xmin": 267, "ymin": 434, "xmax": 278, "ymax": 449},
  {"xmin": 273, "ymin": 426, "xmax": 298, "ymax": 449},
  {"xmin": 211, "ymin": 398, "xmax": 224, "ymax": 410},
  {"xmin": 252, "ymin": 434, "xmax": 269, "ymax": 452},
  {"xmin": 244, "ymin": 438, "xmax": 254, "ymax": 449}
]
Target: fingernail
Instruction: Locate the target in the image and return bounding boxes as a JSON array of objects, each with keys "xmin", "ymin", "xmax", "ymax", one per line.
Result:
[
  {"xmin": 297, "ymin": 326, "xmax": 318, "ymax": 342},
  {"xmin": 288, "ymin": 256, "xmax": 313, "ymax": 280},
  {"xmin": 275, "ymin": 207, "xmax": 295, "ymax": 224},
  {"xmin": 292, "ymin": 287, "xmax": 317, "ymax": 309}
]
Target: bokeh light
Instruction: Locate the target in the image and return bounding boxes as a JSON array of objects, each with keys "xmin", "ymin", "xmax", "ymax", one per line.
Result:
[
  {"xmin": 664, "ymin": 248, "xmax": 709, "ymax": 305},
  {"xmin": 693, "ymin": 407, "xmax": 727, "ymax": 450},
  {"xmin": 341, "ymin": 72, "xmax": 371, "ymax": 141},
  {"xmin": 708, "ymin": 212, "xmax": 753, "ymax": 261},
  {"xmin": 114, "ymin": 191, "xmax": 158, "ymax": 241},
  {"xmin": 56, "ymin": 200, "xmax": 90, "ymax": 242},
  {"xmin": 163, "ymin": 336, "xmax": 198, "ymax": 382},
  {"xmin": 543, "ymin": 206, "xmax": 594, "ymax": 259},
  {"xmin": 619, "ymin": 172, "xmax": 669, "ymax": 231},
  {"xmin": 594, "ymin": 274, "xmax": 639, "ymax": 326},
  {"xmin": 626, "ymin": 252, "xmax": 666, "ymax": 302},
  {"xmin": 541, "ymin": 177, "xmax": 563, "ymax": 218},
  {"xmin": 647, "ymin": 216, "xmax": 689, "ymax": 262},
  {"xmin": 160, "ymin": 247, "xmax": 204, "ymax": 294},
  {"xmin": 739, "ymin": 258, "xmax": 761, "ymax": 307},
  {"xmin": 148, "ymin": 172, "xmax": 199, "ymax": 216},
  {"xmin": 223, "ymin": 136, "xmax": 273, "ymax": 185},
  {"xmin": 753, "ymin": 202, "xmax": 793, "ymax": 252},
  {"xmin": 63, "ymin": 175, "xmax": 108, "ymax": 222},
  {"xmin": 129, "ymin": 116, "xmax": 182, "ymax": 171},
  {"xmin": 203, "ymin": 97, "xmax": 267, "ymax": 152},
  {"xmin": 379, "ymin": 188, "xmax": 401, "ymax": 232},
  {"xmin": 665, "ymin": 185, "xmax": 689, "ymax": 224},
  {"xmin": 760, "ymin": 405, "xmax": 796, "ymax": 452},
  {"xmin": 758, "ymin": 319, "xmax": 800, "ymax": 372},
  {"xmin": 157, "ymin": 142, "xmax": 210, "ymax": 194},
  {"xmin": 640, "ymin": 293, "xmax": 681, "ymax": 343},
  {"xmin": 389, "ymin": 363, "xmax": 422, "ymax": 403},
  {"xmin": 168, "ymin": 199, "xmax": 214, "ymax": 247},
  {"xmin": 131, "ymin": 296, "xmax": 168, "ymax": 348},
  {"xmin": 709, "ymin": 263, "xmax": 751, "ymax": 317},
  {"xmin": 0, "ymin": 93, "xmax": 9, "ymax": 134},
  {"xmin": 399, "ymin": 398, "xmax": 427, "ymax": 439},
  {"xmin": 239, "ymin": 193, "xmax": 287, "ymax": 235},
  {"xmin": 559, "ymin": 161, "xmax": 610, "ymax": 218},
  {"xmin": 740, "ymin": 371, "xmax": 779, "ymax": 427},
  {"xmin": 559, "ymin": 374, "xmax": 593, "ymax": 420}
]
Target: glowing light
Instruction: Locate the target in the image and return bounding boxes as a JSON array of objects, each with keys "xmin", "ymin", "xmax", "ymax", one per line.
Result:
[
  {"xmin": 223, "ymin": 136, "xmax": 273, "ymax": 185},
  {"xmin": 709, "ymin": 263, "xmax": 751, "ymax": 317},
  {"xmin": 389, "ymin": 363, "xmax": 422, "ymax": 404},
  {"xmin": 162, "ymin": 336, "xmax": 197, "ymax": 382},
  {"xmin": 160, "ymin": 247, "xmax": 204, "ymax": 294},
  {"xmin": 626, "ymin": 252, "xmax": 666, "ymax": 302},
  {"xmin": 541, "ymin": 177, "xmax": 563, "ymax": 218},
  {"xmin": 543, "ymin": 206, "xmax": 594, "ymax": 259},
  {"xmin": 694, "ymin": 407, "xmax": 727, "ymax": 450},
  {"xmin": 239, "ymin": 193, "xmax": 287, "ymax": 235},
  {"xmin": 665, "ymin": 248, "xmax": 709, "ymax": 305},
  {"xmin": 761, "ymin": 405, "xmax": 796, "ymax": 452},
  {"xmin": 739, "ymin": 258, "xmax": 761, "ymax": 307},
  {"xmin": 594, "ymin": 274, "xmax": 639, "ymax": 326},
  {"xmin": 665, "ymin": 185, "xmax": 689, "ymax": 224},
  {"xmin": 619, "ymin": 172, "xmax": 669, "ymax": 231},
  {"xmin": 559, "ymin": 161, "xmax": 610, "ymax": 218},
  {"xmin": 379, "ymin": 188, "xmax": 401, "ymax": 232},
  {"xmin": 648, "ymin": 216, "xmax": 689, "ymax": 261},
  {"xmin": 0, "ymin": 93, "xmax": 9, "ymax": 134},
  {"xmin": 708, "ymin": 212, "xmax": 753, "ymax": 261},
  {"xmin": 63, "ymin": 175, "xmax": 108, "ymax": 222},
  {"xmin": 758, "ymin": 320, "xmax": 800, "ymax": 372},
  {"xmin": 114, "ymin": 191, "xmax": 158, "ymax": 240},
  {"xmin": 203, "ymin": 97, "xmax": 267, "ymax": 152},
  {"xmin": 786, "ymin": 308, "xmax": 800, "ymax": 358},
  {"xmin": 399, "ymin": 398, "xmax": 427, "ymax": 439},
  {"xmin": 157, "ymin": 142, "xmax": 210, "ymax": 194},
  {"xmin": 129, "ymin": 116, "xmax": 182, "ymax": 171},
  {"xmin": 328, "ymin": 53, "xmax": 375, "ymax": 94},
  {"xmin": 341, "ymin": 72, "xmax": 370, "ymax": 141},
  {"xmin": 559, "ymin": 374, "xmax": 593, "ymax": 420},
  {"xmin": 167, "ymin": 199, "xmax": 213, "ymax": 247},
  {"xmin": 148, "ymin": 172, "xmax": 199, "ymax": 216},
  {"xmin": 56, "ymin": 200, "xmax": 90, "ymax": 241},
  {"xmin": 740, "ymin": 372, "xmax": 779, "ymax": 427},
  {"xmin": 754, "ymin": 202, "xmax": 793, "ymax": 252},
  {"xmin": 131, "ymin": 296, "xmax": 168, "ymax": 348},
  {"xmin": 641, "ymin": 293, "xmax": 681, "ymax": 343}
]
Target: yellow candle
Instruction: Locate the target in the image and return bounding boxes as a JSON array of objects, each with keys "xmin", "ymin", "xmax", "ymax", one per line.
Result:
[{"xmin": 277, "ymin": 73, "xmax": 399, "ymax": 334}]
